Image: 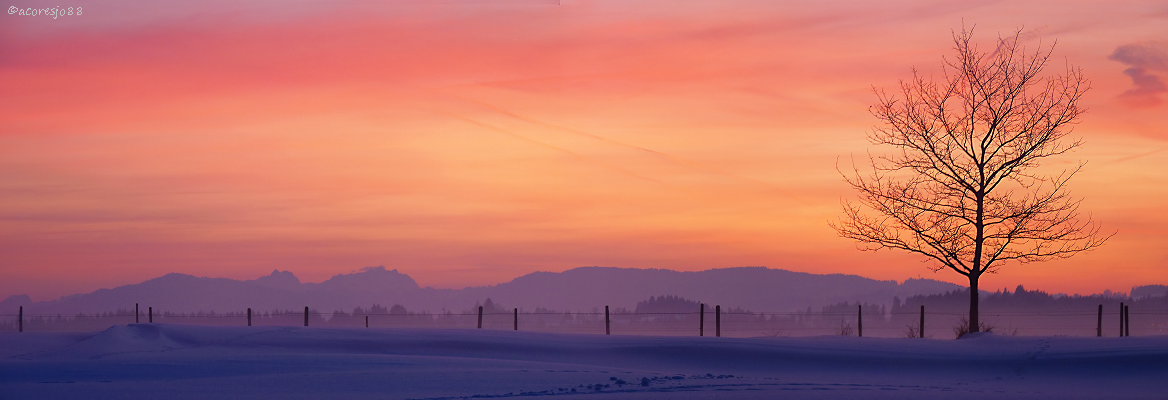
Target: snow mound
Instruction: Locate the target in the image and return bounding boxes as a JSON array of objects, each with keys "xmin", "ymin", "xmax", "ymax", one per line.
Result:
[
  {"xmin": 31, "ymin": 323, "xmax": 265, "ymax": 359},
  {"xmin": 957, "ymin": 331, "xmax": 993, "ymax": 339}
]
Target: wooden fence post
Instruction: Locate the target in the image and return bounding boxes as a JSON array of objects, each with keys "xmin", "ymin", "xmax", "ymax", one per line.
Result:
[
  {"xmin": 919, "ymin": 305, "xmax": 924, "ymax": 338},
  {"xmin": 1119, "ymin": 302, "xmax": 1124, "ymax": 337},
  {"xmin": 1125, "ymin": 305, "xmax": 1130, "ymax": 337},
  {"xmin": 715, "ymin": 305, "xmax": 721, "ymax": 337},
  {"xmin": 1096, "ymin": 304, "xmax": 1102, "ymax": 337},
  {"xmin": 149, "ymin": 306, "xmax": 153, "ymax": 323},
  {"xmin": 605, "ymin": 306, "xmax": 610, "ymax": 335},
  {"xmin": 304, "ymin": 306, "xmax": 309, "ymax": 327},
  {"xmin": 857, "ymin": 305, "xmax": 862, "ymax": 337},
  {"xmin": 135, "ymin": 303, "xmax": 139, "ymax": 324},
  {"xmin": 477, "ymin": 306, "xmax": 483, "ymax": 329},
  {"xmin": 699, "ymin": 303, "xmax": 705, "ymax": 337},
  {"xmin": 18, "ymin": 306, "xmax": 22, "ymax": 333},
  {"xmin": 513, "ymin": 308, "xmax": 518, "ymax": 331},
  {"xmin": 247, "ymin": 308, "xmax": 252, "ymax": 326}
]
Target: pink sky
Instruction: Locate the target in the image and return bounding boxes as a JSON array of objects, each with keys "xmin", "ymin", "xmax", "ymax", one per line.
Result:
[{"xmin": 2, "ymin": 0, "xmax": 1166, "ymax": 301}]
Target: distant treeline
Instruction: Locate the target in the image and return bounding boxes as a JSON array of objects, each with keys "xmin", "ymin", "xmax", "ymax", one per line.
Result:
[
  {"xmin": 3, "ymin": 289, "xmax": 1165, "ymax": 338},
  {"xmin": 888, "ymin": 286, "xmax": 1168, "ymax": 337},
  {"xmin": 893, "ymin": 285, "xmax": 1168, "ymax": 315}
]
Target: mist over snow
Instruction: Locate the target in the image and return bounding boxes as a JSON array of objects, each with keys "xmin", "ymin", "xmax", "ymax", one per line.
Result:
[{"xmin": 2, "ymin": 323, "xmax": 1166, "ymax": 399}]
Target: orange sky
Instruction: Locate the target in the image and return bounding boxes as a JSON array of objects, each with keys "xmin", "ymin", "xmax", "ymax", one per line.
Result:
[{"xmin": 2, "ymin": 0, "xmax": 1166, "ymax": 301}]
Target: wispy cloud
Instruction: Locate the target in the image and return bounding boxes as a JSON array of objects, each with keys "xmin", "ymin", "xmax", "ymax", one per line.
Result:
[{"xmin": 1109, "ymin": 41, "xmax": 1168, "ymax": 107}]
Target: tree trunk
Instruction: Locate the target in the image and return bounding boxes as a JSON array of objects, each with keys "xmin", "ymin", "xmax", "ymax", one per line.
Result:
[{"xmin": 968, "ymin": 275, "xmax": 980, "ymax": 333}]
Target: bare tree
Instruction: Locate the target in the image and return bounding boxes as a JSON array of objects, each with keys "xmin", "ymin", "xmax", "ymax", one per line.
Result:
[{"xmin": 832, "ymin": 28, "xmax": 1111, "ymax": 333}]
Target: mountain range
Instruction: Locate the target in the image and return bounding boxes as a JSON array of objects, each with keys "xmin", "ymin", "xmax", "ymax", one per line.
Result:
[{"xmin": 2, "ymin": 266, "xmax": 971, "ymax": 315}]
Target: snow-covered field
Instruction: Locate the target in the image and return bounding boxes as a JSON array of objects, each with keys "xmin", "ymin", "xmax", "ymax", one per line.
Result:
[{"xmin": 1, "ymin": 324, "xmax": 1165, "ymax": 399}]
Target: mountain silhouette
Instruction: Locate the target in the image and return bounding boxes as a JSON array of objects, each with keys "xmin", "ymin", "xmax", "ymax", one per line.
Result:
[{"xmin": 8, "ymin": 266, "xmax": 964, "ymax": 315}]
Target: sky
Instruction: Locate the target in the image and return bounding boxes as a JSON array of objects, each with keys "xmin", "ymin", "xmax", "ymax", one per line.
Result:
[{"xmin": 1, "ymin": 0, "xmax": 1166, "ymax": 301}]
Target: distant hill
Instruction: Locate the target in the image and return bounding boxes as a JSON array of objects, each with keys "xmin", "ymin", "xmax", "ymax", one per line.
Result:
[
  {"xmin": 3, "ymin": 268, "xmax": 426, "ymax": 315},
  {"xmin": 451, "ymin": 267, "xmax": 962, "ymax": 313},
  {"xmin": 4, "ymin": 266, "xmax": 964, "ymax": 315}
]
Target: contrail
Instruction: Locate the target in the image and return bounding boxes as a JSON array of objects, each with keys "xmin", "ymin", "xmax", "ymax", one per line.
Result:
[
  {"xmin": 444, "ymin": 94, "xmax": 808, "ymax": 204},
  {"xmin": 437, "ymin": 110, "xmax": 670, "ymax": 187},
  {"xmin": 1108, "ymin": 146, "xmax": 1168, "ymax": 164}
]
